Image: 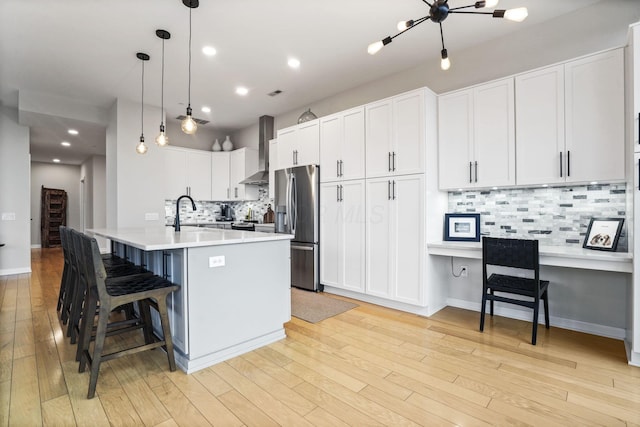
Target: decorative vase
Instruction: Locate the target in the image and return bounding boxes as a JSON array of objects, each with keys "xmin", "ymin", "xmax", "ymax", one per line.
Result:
[
  {"xmin": 211, "ymin": 138, "xmax": 221, "ymax": 151},
  {"xmin": 222, "ymin": 135, "xmax": 233, "ymax": 151},
  {"xmin": 297, "ymin": 108, "xmax": 317, "ymax": 124}
]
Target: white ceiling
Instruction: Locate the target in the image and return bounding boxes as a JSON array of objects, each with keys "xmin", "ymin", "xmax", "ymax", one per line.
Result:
[{"xmin": 0, "ymin": 0, "xmax": 608, "ymax": 165}]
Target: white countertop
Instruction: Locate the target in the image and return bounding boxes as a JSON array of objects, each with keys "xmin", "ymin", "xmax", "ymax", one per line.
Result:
[
  {"xmin": 427, "ymin": 241, "xmax": 632, "ymax": 273},
  {"xmin": 89, "ymin": 226, "xmax": 292, "ymax": 251}
]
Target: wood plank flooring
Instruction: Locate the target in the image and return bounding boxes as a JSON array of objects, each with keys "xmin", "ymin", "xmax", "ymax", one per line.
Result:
[{"xmin": 1, "ymin": 248, "xmax": 639, "ymax": 426}]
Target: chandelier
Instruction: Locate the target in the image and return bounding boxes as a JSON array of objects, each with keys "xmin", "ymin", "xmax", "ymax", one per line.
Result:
[{"xmin": 368, "ymin": 0, "xmax": 528, "ymax": 70}]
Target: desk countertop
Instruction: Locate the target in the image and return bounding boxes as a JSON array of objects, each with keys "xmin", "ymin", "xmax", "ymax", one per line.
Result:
[{"xmin": 427, "ymin": 241, "xmax": 632, "ymax": 273}]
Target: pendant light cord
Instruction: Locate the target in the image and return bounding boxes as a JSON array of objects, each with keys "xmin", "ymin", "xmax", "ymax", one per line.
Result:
[
  {"xmin": 141, "ymin": 59, "xmax": 145, "ymax": 136},
  {"xmin": 161, "ymin": 38, "xmax": 165, "ymax": 125},
  {"xmin": 187, "ymin": 6, "xmax": 192, "ymax": 108}
]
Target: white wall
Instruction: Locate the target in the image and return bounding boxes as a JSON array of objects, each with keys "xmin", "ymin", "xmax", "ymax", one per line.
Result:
[
  {"xmin": 106, "ymin": 98, "xmax": 166, "ymax": 228},
  {"xmin": 0, "ymin": 107, "xmax": 31, "ymax": 275},
  {"xmin": 30, "ymin": 162, "xmax": 81, "ymax": 246},
  {"xmin": 80, "ymin": 155, "xmax": 107, "ymax": 247},
  {"xmin": 165, "ymin": 119, "xmax": 228, "ymax": 152}
]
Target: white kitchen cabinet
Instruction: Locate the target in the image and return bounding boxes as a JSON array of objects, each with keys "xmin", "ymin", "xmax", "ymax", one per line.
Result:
[
  {"xmin": 366, "ymin": 174, "xmax": 424, "ymax": 305},
  {"xmin": 438, "ymin": 78, "xmax": 515, "ymax": 190},
  {"xmin": 515, "ymin": 65, "xmax": 565, "ymax": 186},
  {"xmin": 268, "ymin": 138, "xmax": 278, "ymax": 199},
  {"xmin": 164, "ymin": 147, "xmax": 212, "ymax": 200},
  {"xmin": 565, "ymin": 49, "xmax": 624, "ymax": 183},
  {"xmin": 516, "ymin": 49, "xmax": 625, "ymax": 185},
  {"xmin": 634, "ymin": 24, "xmax": 640, "ymax": 153},
  {"xmin": 320, "ymin": 180, "xmax": 366, "ymax": 293},
  {"xmin": 320, "ymin": 107, "xmax": 365, "ymax": 182},
  {"xmin": 229, "ymin": 148, "xmax": 259, "ymax": 201},
  {"xmin": 211, "ymin": 152, "xmax": 230, "ymax": 200},
  {"xmin": 366, "ymin": 89, "xmax": 425, "ymax": 178},
  {"xmin": 276, "ymin": 120, "xmax": 319, "ymax": 169}
]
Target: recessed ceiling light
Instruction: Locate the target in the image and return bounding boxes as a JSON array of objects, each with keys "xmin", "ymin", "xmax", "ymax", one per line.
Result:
[
  {"xmin": 53, "ymin": 158, "xmax": 61, "ymax": 163},
  {"xmin": 236, "ymin": 86, "xmax": 249, "ymax": 96},
  {"xmin": 68, "ymin": 129, "xmax": 78, "ymax": 135},
  {"xmin": 288, "ymin": 58, "xmax": 300, "ymax": 69},
  {"xmin": 202, "ymin": 46, "xmax": 217, "ymax": 56},
  {"xmin": 61, "ymin": 141, "xmax": 71, "ymax": 147},
  {"xmin": 201, "ymin": 106, "xmax": 211, "ymax": 113}
]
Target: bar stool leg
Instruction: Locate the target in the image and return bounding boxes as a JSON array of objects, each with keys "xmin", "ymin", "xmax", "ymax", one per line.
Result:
[
  {"xmin": 87, "ymin": 303, "xmax": 111, "ymax": 399},
  {"xmin": 156, "ymin": 297, "xmax": 177, "ymax": 371}
]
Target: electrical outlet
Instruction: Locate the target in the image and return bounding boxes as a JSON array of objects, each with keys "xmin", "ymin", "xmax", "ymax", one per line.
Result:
[
  {"xmin": 460, "ymin": 265, "xmax": 468, "ymax": 277},
  {"xmin": 209, "ymin": 256, "xmax": 225, "ymax": 268},
  {"xmin": 1, "ymin": 212, "xmax": 16, "ymax": 221}
]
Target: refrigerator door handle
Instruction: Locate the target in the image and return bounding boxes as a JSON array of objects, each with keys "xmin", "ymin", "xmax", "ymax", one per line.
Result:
[
  {"xmin": 291, "ymin": 245, "xmax": 314, "ymax": 251},
  {"xmin": 290, "ymin": 173, "xmax": 297, "ymax": 235}
]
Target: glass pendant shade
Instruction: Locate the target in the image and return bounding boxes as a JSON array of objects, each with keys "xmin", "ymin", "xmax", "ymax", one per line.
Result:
[{"xmin": 156, "ymin": 124, "xmax": 168, "ymax": 146}]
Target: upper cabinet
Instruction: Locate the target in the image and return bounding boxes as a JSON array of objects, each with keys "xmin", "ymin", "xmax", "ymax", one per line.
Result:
[
  {"xmin": 438, "ymin": 78, "xmax": 515, "ymax": 190},
  {"xmin": 366, "ymin": 89, "xmax": 425, "ymax": 178},
  {"xmin": 516, "ymin": 49, "xmax": 624, "ymax": 185},
  {"xmin": 229, "ymin": 148, "xmax": 259, "ymax": 201},
  {"xmin": 634, "ymin": 25, "xmax": 640, "ymax": 152},
  {"xmin": 276, "ymin": 120, "xmax": 320, "ymax": 169},
  {"xmin": 319, "ymin": 107, "xmax": 365, "ymax": 182},
  {"xmin": 211, "ymin": 152, "xmax": 230, "ymax": 201},
  {"xmin": 164, "ymin": 147, "xmax": 212, "ymax": 200}
]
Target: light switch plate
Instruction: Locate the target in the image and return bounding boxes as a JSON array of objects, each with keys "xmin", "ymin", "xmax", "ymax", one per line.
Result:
[
  {"xmin": 209, "ymin": 256, "xmax": 225, "ymax": 268},
  {"xmin": 1, "ymin": 212, "xmax": 16, "ymax": 221}
]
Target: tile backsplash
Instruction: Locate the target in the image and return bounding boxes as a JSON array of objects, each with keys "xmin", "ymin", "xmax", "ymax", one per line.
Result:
[
  {"xmin": 165, "ymin": 186, "xmax": 274, "ymax": 224},
  {"xmin": 447, "ymin": 183, "xmax": 628, "ymax": 250}
]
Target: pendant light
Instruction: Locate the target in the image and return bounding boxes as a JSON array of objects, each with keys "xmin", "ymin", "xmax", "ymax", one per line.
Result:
[
  {"xmin": 155, "ymin": 29, "xmax": 171, "ymax": 146},
  {"xmin": 181, "ymin": 0, "xmax": 199, "ymax": 135},
  {"xmin": 368, "ymin": 0, "xmax": 528, "ymax": 71},
  {"xmin": 135, "ymin": 52, "xmax": 150, "ymax": 154}
]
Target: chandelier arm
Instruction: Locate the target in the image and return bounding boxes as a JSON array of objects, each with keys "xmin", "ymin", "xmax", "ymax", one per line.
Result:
[
  {"xmin": 390, "ymin": 15, "xmax": 430, "ymax": 41},
  {"xmin": 448, "ymin": 3, "xmax": 481, "ymax": 11},
  {"xmin": 448, "ymin": 10, "xmax": 494, "ymax": 15},
  {"xmin": 420, "ymin": 0, "xmax": 433, "ymax": 6},
  {"xmin": 439, "ymin": 22, "xmax": 446, "ymax": 51}
]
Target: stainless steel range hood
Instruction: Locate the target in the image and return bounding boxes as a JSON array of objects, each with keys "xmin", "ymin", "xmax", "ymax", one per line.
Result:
[{"xmin": 240, "ymin": 115, "xmax": 274, "ymax": 185}]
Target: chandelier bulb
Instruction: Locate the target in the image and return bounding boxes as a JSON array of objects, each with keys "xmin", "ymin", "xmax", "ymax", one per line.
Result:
[
  {"xmin": 368, "ymin": 41, "xmax": 384, "ymax": 55},
  {"xmin": 181, "ymin": 106, "xmax": 198, "ymax": 135},
  {"xmin": 136, "ymin": 135, "xmax": 148, "ymax": 154},
  {"xmin": 397, "ymin": 20, "xmax": 414, "ymax": 32},
  {"xmin": 440, "ymin": 49, "xmax": 451, "ymax": 70},
  {"xmin": 503, "ymin": 7, "xmax": 528, "ymax": 22},
  {"xmin": 484, "ymin": 0, "xmax": 499, "ymax": 7}
]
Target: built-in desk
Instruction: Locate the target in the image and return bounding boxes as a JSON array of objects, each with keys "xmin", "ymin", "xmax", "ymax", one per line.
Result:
[{"xmin": 428, "ymin": 241, "xmax": 632, "ymax": 273}]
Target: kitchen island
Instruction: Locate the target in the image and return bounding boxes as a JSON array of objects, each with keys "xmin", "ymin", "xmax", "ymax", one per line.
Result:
[{"xmin": 89, "ymin": 226, "xmax": 293, "ymax": 373}]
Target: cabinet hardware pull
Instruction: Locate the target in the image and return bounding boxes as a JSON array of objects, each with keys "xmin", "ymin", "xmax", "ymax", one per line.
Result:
[
  {"xmin": 227, "ymin": 188, "xmax": 230, "ymax": 198},
  {"xmin": 567, "ymin": 150, "xmax": 570, "ymax": 177},
  {"xmin": 235, "ymin": 187, "xmax": 238, "ymax": 198},
  {"xmin": 388, "ymin": 180, "xmax": 391, "ymax": 200},
  {"xmin": 559, "ymin": 152, "xmax": 563, "ymax": 177},
  {"xmin": 388, "ymin": 152, "xmax": 392, "ymax": 172},
  {"xmin": 340, "ymin": 185, "xmax": 343, "ymax": 202},
  {"xmin": 638, "ymin": 112, "xmax": 639, "ymax": 145},
  {"xmin": 392, "ymin": 152, "xmax": 396, "ymax": 171},
  {"xmin": 469, "ymin": 162, "xmax": 472, "ymax": 183},
  {"xmin": 392, "ymin": 180, "xmax": 396, "ymax": 200},
  {"xmin": 337, "ymin": 185, "xmax": 340, "ymax": 202},
  {"xmin": 474, "ymin": 161, "xmax": 478, "ymax": 183},
  {"xmin": 336, "ymin": 160, "xmax": 340, "ymax": 177},
  {"xmin": 340, "ymin": 160, "xmax": 344, "ymax": 177},
  {"xmin": 291, "ymin": 245, "xmax": 314, "ymax": 251}
]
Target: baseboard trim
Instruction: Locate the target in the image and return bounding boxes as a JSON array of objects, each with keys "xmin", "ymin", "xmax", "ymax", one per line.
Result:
[
  {"xmin": 0, "ymin": 267, "xmax": 32, "ymax": 276},
  {"xmin": 447, "ymin": 297, "xmax": 626, "ymax": 340},
  {"xmin": 323, "ymin": 286, "xmax": 430, "ymax": 316},
  {"xmin": 31, "ymin": 244, "xmax": 42, "ymax": 249}
]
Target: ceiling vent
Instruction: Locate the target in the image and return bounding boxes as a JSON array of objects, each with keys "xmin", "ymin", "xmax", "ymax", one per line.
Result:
[
  {"xmin": 175, "ymin": 115, "xmax": 209, "ymax": 125},
  {"xmin": 267, "ymin": 90, "xmax": 283, "ymax": 97}
]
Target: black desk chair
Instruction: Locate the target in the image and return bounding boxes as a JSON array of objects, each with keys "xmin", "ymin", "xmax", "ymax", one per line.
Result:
[{"xmin": 480, "ymin": 237, "xmax": 550, "ymax": 345}]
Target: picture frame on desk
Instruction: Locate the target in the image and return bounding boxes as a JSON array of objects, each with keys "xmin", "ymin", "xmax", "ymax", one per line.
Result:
[
  {"xmin": 444, "ymin": 213, "xmax": 481, "ymax": 242},
  {"xmin": 583, "ymin": 218, "xmax": 624, "ymax": 251}
]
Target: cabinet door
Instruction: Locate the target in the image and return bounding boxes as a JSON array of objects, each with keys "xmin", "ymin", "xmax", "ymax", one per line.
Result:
[
  {"xmin": 211, "ymin": 152, "xmax": 230, "ymax": 200},
  {"xmin": 393, "ymin": 90, "xmax": 424, "ymax": 176},
  {"xmin": 229, "ymin": 148, "xmax": 258, "ymax": 201},
  {"xmin": 565, "ymin": 49, "xmax": 625, "ymax": 183},
  {"xmin": 341, "ymin": 180, "xmax": 366, "ymax": 293},
  {"xmin": 366, "ymin": 100, "xmax": 393, "ymax": 178},
  {"xmin": 438, "ymin": 90, "xmax": 473, "ymax": 190},
  {"xmin": 366, "ymin": 177, "xmax": 393, "ymax": 298},
  {"xmin": 515, "ymin": 65, "xmax": 565, "ymax": 186},
  {"xmin": 276, "ymin": 127, "xmax": 296, "ymax": 169},
  {"xmin": 164, "ymin": 148, "xmax": 188, "ymax": 199},
  {"xmin": 320, "ymin": 115, "xmax": 342, "ymax": 182},
  {"xmin": 392, "ymin": 175, "xmax": 424, "ymax": 305},
  {"xmin": 186, "ymin": 150, "xmax": 212, "ymax": 201},
  {"xmin": 296, "ymin": 121, "xmax": 320, "ymax": 166},
  {"xmin": 269, "ymin": 139, "xmax": 278, "ymax": 199},
  {"xmin": 473, "ymin": 78, "xmax": 515, "ymax": 187},
  {"xmin": 634, "ymin": 26, "xmax": 640, "ymax": 152},
  {"xmin": 342, "ymin": 108, "xmax": 366, "ymax": 180},
  {"xmin": 320, "ymin": 183, "xmax": 341, "ymax": 288}
]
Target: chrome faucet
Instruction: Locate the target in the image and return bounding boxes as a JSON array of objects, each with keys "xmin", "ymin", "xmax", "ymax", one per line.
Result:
[{"xmin": 173, "ymin": 195, "xmax": 197, "ymax": 232}]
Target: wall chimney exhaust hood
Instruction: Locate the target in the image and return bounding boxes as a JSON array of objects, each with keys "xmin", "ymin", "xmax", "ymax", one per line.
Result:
[{"xmin": 240, "ymin": 115, "xmax": 274, "ymax": 185}]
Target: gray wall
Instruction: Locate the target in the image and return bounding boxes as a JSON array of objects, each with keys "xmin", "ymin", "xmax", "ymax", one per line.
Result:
[
  {"xmin": 0, "ymin": 107, "xmax": 31, "ymax": 274},
  {"xmin": 30, "ymin": 162, "xmax": 81, "ymax": 246}
]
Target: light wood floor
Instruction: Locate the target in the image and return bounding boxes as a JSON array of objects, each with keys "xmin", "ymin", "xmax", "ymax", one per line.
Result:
[{"xmin": 1, "ymin": 249, "xmax": 640, "ymax": 426}]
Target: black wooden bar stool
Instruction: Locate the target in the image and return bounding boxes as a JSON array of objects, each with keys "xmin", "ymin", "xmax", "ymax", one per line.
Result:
[{"xmin": 76, "ymin": 233, "xmax": 179, "ymax": 399}]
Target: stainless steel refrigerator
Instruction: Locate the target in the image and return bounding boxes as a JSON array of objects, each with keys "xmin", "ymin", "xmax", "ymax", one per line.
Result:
[{"xmin": 274, "ymin": 165, "xmax": 321, "ymax": 292}]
